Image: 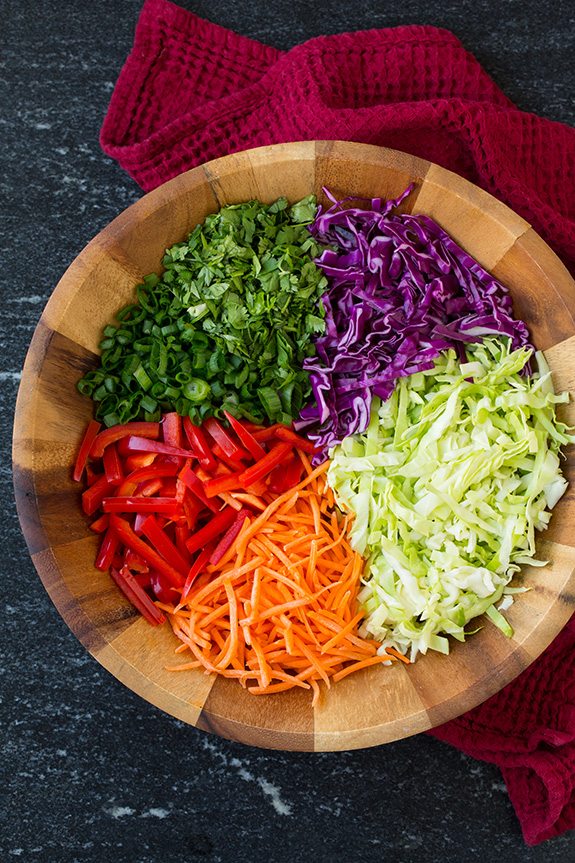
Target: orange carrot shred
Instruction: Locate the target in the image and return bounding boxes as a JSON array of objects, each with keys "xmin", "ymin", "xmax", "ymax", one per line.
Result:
[{"xmin": 164, "ymin": 458, "xmax": 394, "ymax": 701}]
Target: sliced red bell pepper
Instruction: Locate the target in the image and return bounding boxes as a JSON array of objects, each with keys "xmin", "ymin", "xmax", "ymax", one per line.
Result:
[
  {"xmin": 239, "ymin": 442, "xmax": 293, "ymax": 488},
  {"xmin": 210, "ymin": 443, "xmax": 248, "ymax": 471},
  {"xmin": 181, "ymin": 544, "xmax": 215, "ymax": 601},
  {"xmin": 123, "ymin": 453, "xmax": 157, "ymax": 472},
  {"xmin": 162, "ymin": 412, "xmax": 183, "ymax": 449},
  {"xmin": 273, "ymin": 425, "xmax": 318, "ymax": 454},
  {"xmin": 132, "ymin": 572, "xmax": 152, "ymax": 590},
  {"xmin": 174, "ymin": 521, "xmax": 192, "ymax": 563},
  {"xmin": 109, "ymin": 566, "xmax": 166, "ymax": 625},
  {"xmin": 182, "ymin": 495, "xmax": 202, "ymax": 531},
  {"xmin": 250, "ymin": 423, "xmax": 318, "ymax": 453},
  {"xmin": 90, "ymin": 422, "xmax": 160, "ymax": 458},
  {"xmin": 182, "ymin": 418, "xmax": 217, "ymax": 471},
  {"xmin": 203, "ymin": 417, "xmax": 250, "ymax": 462},
  {"xmin": 251, "ymin": 423, "xmax": 284, "ymax": 443},
  {"xmin": 209, "ymin": 509, "xmax": 251, "ymax": 566},
  {"xmin": 159, "ymin": 478, "xmax": 179, "ymax": 497},
  {"xmin": 149, "ymin": 569, "xmax": 178, "ymax": 604},
  {"xmin": 117, "ymin": 463, "xmax": 179, "ymax": 497},
  {"xmin": 185, "ymin": 507, "xmax": 237, "ymax": 555},
  {"xmin": 133, "ymin": 513, "xmax": 148, "ymax": 534},
  {"xmin": 102, "ymin": 443, "xmax": 123, "ymax": 484},
  {"xmin": 102, "ymin": 496, "xmax": 182, "ymax": 515},
  {"xmin": 267, "ymin": 454, "xmax": 304, "ymax": 494},
  {"xmin": 137, "ymin": 478, "xmax": 164, "ymax": 498},
  {"xmin": 82, "ymin": 475, "xmax": 119, "ymax": 516},
  {"xmin": 95, "ymin": 528, "xmax": 119, "ymax": 571},
  {"xmin": 223, "ymin": 410, "xmax": 267, "ymax": 461},
  {"xmin": 202, "ymin": 471, "xmax": 244, "ymax": 498},
  {"xmin": 85, "ymin": 464, "xmax": 102, "ymax": 487},
  {"xmin": 140, "ymin": 515, "xmax": 191, "ymax": 576},
  {"xmin": 109, "ymin": 515, "xmax": 185, "ymax": 588},
  {"xmin": 89, "ymin": 513, "xmax": 110, "ymax": 534},
  {"xmin": 196, "ymin": 462, "xmax": 232, "ymax": 482},
  {"xmin": 175, "ymin": 478, "xmax": 187, "ymax": 504},
  {"xmin": 178, "ymin": 463, "xmax": 219, "ymax": 513},
  {"xmin": 73, "ymin": 419, "xmax": 101, "ymax": 482},
  {"xmin": 122, "ymin": 435, "xmax": 194, "ymax": 459},
  {"xmin": 123, "ymin": 548, "xmax": 149, "ymax": 573}
]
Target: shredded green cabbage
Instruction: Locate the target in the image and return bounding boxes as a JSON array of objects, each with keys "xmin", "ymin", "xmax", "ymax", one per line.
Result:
[{"xmin": 327, "ymin": 338, "xmax": 574, "ymax": 660}]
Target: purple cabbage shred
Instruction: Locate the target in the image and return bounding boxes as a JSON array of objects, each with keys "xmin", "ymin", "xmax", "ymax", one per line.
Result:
[{"xmin": 296, "ymin": 184, "xmax": 533, "ymax": 458}]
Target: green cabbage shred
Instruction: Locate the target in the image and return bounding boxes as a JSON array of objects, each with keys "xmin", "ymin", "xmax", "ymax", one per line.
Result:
[{"xmin": 327, "ymin": 338, "xmax": 574, "ymax": 660}]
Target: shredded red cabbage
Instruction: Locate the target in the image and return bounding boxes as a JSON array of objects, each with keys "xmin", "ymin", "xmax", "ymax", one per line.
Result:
[{"xmin": 296, "ymin": 185, "xmax": 532, "ymax": 456}]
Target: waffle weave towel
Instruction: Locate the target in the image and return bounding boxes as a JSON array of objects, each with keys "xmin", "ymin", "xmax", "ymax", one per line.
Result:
[{"xmin": 100, "ymin": 0, "xmax": 575, "ymax": 844}]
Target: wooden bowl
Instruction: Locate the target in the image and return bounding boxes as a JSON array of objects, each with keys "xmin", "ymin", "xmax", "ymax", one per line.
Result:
[{"xmin": 13, "ymin": 141, "xmax": 575, "ymax": 751}]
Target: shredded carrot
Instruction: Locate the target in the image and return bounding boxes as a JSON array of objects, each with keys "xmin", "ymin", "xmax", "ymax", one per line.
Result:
[{"xmin": 165, "ymin": 460, "xmax": 409, "ymax": 702}]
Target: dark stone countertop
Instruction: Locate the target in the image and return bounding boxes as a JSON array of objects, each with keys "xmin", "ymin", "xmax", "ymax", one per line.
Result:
[{"xmin": 2, "ymin": 2, "xmax": 574, "ymax": 861}]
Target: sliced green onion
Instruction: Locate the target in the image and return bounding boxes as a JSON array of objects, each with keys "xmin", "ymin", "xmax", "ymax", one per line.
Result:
[{"xmin": 182, "ymin": 378, "xmax": 211, "ymax": 403}]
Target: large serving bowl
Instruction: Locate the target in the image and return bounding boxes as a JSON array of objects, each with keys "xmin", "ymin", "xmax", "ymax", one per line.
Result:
[{"xmin": 12, "ymin": 141, "xmax": 575, "ymax": 751}]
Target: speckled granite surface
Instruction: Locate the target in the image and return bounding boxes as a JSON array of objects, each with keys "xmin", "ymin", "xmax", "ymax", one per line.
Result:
[{"xmin": 3, "ymin": 2, "xmax": 575, "ymax": 860}]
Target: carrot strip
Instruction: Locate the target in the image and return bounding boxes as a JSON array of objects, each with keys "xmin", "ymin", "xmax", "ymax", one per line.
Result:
[
  {"xmin": 385, "ymin": 646, "xmax": 411, "ymax": 664},
  {"xmin": 332, "ymin": 655, "xmax": 392, "ymax": 682},
  {"xmin": 164, "ymin": 457, "xmax": 396, "ymax": 701}
]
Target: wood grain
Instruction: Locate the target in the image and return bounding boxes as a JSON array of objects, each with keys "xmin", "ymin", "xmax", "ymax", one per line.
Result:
[{"xmin": 12, "ymin": 141, "xmax": 575, "ymax": 751}]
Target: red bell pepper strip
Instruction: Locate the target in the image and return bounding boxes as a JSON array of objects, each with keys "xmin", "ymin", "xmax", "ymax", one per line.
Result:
[
  {"xmin": 210, "ymin": 443, "xmax": 248, "ymax": 471},
  {"xmin": 182, "ymin": 496, "xmax": 202, "ymax": 531},
  {"xmin": 82, "ymin": 475, "xmax": 119, "ymax": 516},
  {"xmin": 239, "ymin": 442, "xmax": 293, "ymax": 488},
  {"xmin": 174, "ymin": 521, "xmax": 192, "ymax": 563},
  {"xmin": 267, "ymin": 454, "xmax": 304, "ymax": 494},
  {"xmin": 178, "ymin": 463, "xmax": 219, "ymax": 513},
  {"xmin": 123, "ymin": 548, "xmax": 149, "ymax": 573},
  {"xmin": 175, "ymin": 478, "xmax": 187, "ymax": 504},
  {"xmin": 73, "ymin": 419, "xmax": 101, "ymax": 482},
  {"xmin": 95, "ymin": 528, "xmax": 119, "ymax": 571},
  {"xmin": 85, "ymin": 464, "xmax": 102, "ymax": 487},
  {"xmin": 102, "ymin": 497, "xmax": 182, "ymax": 515},
  {"xmin": 133, "ymin": 513, "xmax": 148, "ymax": 534},
  {"xmin": 182, "ymin": 418, "xmax": 217, "ymax": 471},
  {"xmin": 162, "ymin": 412, "xmax": 183, "ymax": 449},
  {"xmin": 202, "ymin": 471, "xmax": 244, "ymax": 499},
  {"xmin": 140, "ymin": 515, "xmax": 191, "ymax": 576},
  {"xmin": 137, "ymin": 479, "xmax": 164, "ymax": 498},
  {"xmin": 109, "ymin": 566, "xmax": 166, "ymax": 626},
  {"xmin": 89, "ymin": 513, "xmax": 109, "ymax": 534},
  {"xmin": 185, "ymin": 507, "xmax": 237, "ymax": 555},
  {"xmin": 273, "ymin": 425, "xmax": 318, "ymax": 454},
  {"xmin": 209, "ymin": 509, "xmax": 251, "ymax": 566},
  {"xmin": 90, "ymin": 422, "xmax": 160, "ymax": 458},
  {"xmin": 251, "ymin": 423, "xmax": 284, "ymax": 443},
  {"xmin": 117, "ymin": 463, "xmax": 179, "ymax": 497},
  {"xmin": 102, "ymin": 443, "xmax": 123, "ymax": 484},
  {"xmin": 250, "ymin": 423, "xmax": 318, "ymax": 453},
  {"xmin": 109, "ymin": 515, "xmax": 185, "ymax": 588},
  {"xmin": 203, "ymin": 417, "xmax": 250, "ymax": 462},
  {"xmin": 181, "ymin": 544, "xmax": 215, "ymax": 601},
  {"xmin": 149, "ymin": 569, "xmax": 178, "ymax": 604},
  {"xmin": 123, "ymin": 453, "xmax": 157, "ymax": 472},
  {"xmin": 132, "ymin": 572, "xmax": 152, "ymax": 590},
  {"xmin": 223, "ymin": 410, "xmax": 267, "ymax": 461},
  {"xmin": 122, "ymin": 435, "xmax": 195, "ymax": 459}
]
